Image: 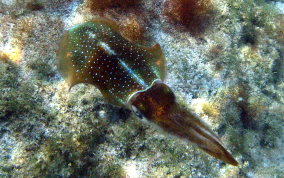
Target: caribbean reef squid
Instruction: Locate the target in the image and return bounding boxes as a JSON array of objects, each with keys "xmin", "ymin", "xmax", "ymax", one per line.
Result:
[{"xmin": 57, "ymin": 18, "xmax": 238, "ymax": 166}]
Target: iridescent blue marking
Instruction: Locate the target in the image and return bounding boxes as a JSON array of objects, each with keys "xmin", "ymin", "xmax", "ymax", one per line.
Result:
[{"xmin": 119, "ymin": 60, "xmax": 147, "ymax": 88}]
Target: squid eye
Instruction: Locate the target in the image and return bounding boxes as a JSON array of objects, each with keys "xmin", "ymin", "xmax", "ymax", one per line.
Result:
[{"xmin": 131, "ymin": 105, "xmax": 145, "ymax": 119}]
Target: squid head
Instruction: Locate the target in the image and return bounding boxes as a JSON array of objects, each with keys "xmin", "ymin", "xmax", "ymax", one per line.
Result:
[{"xmin": 129, "ymin": 80, "xmax": 239, "ymax": 166}]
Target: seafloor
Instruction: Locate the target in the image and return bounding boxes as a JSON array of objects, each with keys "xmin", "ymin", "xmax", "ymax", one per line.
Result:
[{"xmin": 0, "ymin": 0, "xmax": 283, "ymax": 177}]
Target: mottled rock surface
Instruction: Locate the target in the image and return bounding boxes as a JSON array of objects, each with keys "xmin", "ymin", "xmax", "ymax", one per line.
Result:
[{"xmin": 0, "ymin": 0, "xmax": 283, "ymax": 177}]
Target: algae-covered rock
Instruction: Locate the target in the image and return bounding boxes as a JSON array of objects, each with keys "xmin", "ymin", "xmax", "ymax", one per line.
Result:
[{"xmin": 0, "ymin": 0, "xmax": 283, "ymax": 177}]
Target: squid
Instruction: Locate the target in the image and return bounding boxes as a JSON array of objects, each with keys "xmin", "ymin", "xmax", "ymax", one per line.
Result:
[{"xmin": 57, "ymin": 18, "xmax": 238, "ymax": 166}]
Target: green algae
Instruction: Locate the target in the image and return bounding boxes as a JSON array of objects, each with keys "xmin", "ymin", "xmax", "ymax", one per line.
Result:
[
  {"xmin": 0, "ymin": 60, "xmax": 40, "ymax": 120},
  {"xmin": 26, "ymin": 133, "xmax": 123, "ymax": 177},
  {"xmin": 214, "ymin": 83, "xmax": 284, "ymax": 172},
  {"xmin": 27, "ymin": 56, "xmax": 56, "ymax": 81},
  {"xmin": 0, "ymin": 59, "xmax": 48, "ymax": 176}
]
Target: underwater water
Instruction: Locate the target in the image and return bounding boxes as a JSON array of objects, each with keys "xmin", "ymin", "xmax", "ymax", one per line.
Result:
[{"xmin": 0, "ymin": 0, "xmax": 283, "ymax": 177}]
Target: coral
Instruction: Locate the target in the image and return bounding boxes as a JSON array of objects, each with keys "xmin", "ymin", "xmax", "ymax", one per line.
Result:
[{"xmin": 163, "ymin": 0, "xmax": 214, "ymax": 34}]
